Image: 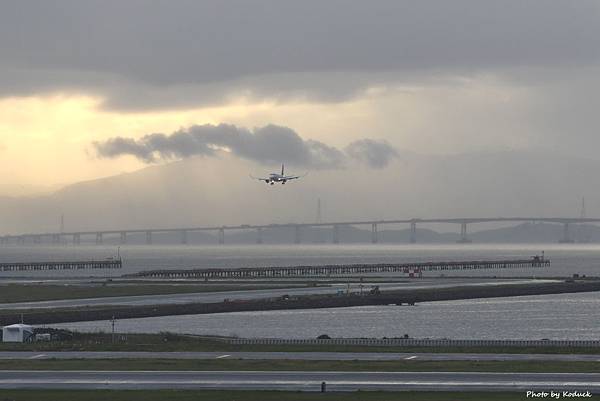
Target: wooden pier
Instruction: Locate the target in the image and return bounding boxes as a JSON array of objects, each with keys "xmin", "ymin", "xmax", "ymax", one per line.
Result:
[
  {"xmin": 0, "ymin": 259, "xmax": 122, "ymax": 272},
  {"xmin": 128, "ymin": 257, "xmax": 549, "ymax": 279}
]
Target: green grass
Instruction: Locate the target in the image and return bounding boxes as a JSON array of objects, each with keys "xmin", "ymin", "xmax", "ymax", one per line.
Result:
[
  {"xmin": 0, "ymin": 390, "xmax": 530, "ymax": 401},
  {"xmin": 0, "ymin": 358, "xmax": 598, "ymax": 373},
  {"xmin": 0, "ymin": 283, "xmax": 306, "ymax": 303},
  {"xmin": 1, "ymin": 332, "xmax": 599, "ymax": 354}
]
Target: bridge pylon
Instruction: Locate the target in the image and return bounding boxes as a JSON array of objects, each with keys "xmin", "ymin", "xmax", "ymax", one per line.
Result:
[
  {"xmin": 457, "ymin": 222, "xmax": 472, "ymax": 243},
  {"xmin": 559, "ymin": 222, "xmax": 575, "ymax": 243},
  {"xmin": 180, "ymin": 230, "xmax": 188, "ymax": 245},
  {"xmin": 410, "ymin": 221, "xmax": 417, "ymax": 243},
  {"xmin": 371, "ymin": 223, "xmax": 378, "ymax": 244},
  {"xmin": 256, "ymin": 228, "xmax": 263, "ymax": 244},
  {"xmin": 294, "ymin": 225, "xmax": 302, "ymax": 244},
  {"xmin": 333, "ymin": 225, "xmax": 340, "ymax": 244}
]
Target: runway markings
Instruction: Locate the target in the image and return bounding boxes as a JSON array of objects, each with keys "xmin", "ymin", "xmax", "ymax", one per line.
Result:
[
  {"xmin": 29, "ymin": 354, "xmax": 47, "ymax": 359},
  {"xmin": 404, "ymin": 356, "xmax": 417, "ymax": 360},
  {"xmin": 216, "ymin": 354, "xmax": 231, "ymax": 359}
]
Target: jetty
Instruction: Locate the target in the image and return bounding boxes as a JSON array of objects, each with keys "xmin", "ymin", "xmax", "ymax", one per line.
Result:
[
  {"xmin": 128, "ymin": 257, "xmax": 549, "ymax": 279},
  {"xmin": 0, "ymin": 259, "xmax": 122, "ymax": 272}
]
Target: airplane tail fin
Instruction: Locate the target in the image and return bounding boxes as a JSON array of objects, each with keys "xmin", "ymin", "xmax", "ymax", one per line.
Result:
[{"xmin": 281, "ymin": 164, "xmax": 284, "ymax": 175}]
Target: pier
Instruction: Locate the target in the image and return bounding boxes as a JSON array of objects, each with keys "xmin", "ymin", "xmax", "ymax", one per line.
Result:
[
  {"xmin": 128, "ymin": 257, "xmax": 549, "ymax": 279},
  {"xmin": 0, "ymin": 259, "xmax": 122, "ymax": 272}
]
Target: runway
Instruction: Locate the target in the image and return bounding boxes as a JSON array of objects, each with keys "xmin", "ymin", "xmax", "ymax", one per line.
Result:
[
  {"xmin": 1, "ymin": 351, "xmax": 599, "ymax": 362},
  {"xmin": 0, "ymin": 279, "xmax": 548, "ymax": 309},
  {"xmin": 0, "ymin": 370, "xmax": 598, "ymax": 392}
]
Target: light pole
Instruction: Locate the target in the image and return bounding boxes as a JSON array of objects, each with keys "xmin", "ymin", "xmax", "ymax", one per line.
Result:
[{"xmin": 111, "ymin": 315, "xmax": 116, "ymax": 343}]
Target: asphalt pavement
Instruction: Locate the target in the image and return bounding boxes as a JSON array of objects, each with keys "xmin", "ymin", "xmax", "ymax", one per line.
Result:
[
  {"xmin": 0, "ymin": 370, "xmax": 598, "ymax": 392},
  {"xmin": 0, "ymin": 351, "xmax": 599, "ymax": 361}
]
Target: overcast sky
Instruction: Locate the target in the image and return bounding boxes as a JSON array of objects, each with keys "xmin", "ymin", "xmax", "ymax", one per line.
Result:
[{"xmin": 0, "ymin": 1, "xmax": 599, "ymax": 221}]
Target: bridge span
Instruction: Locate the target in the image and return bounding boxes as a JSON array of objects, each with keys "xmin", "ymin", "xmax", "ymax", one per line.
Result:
[{"xmin": 1, "ymin": 217, "xmax": 598, "ymax": 246}]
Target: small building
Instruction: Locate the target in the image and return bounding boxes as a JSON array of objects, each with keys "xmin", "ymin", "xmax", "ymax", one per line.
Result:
[{"xmin": 2, "ymin": 324, "xmax": 34, "ymax": 343}]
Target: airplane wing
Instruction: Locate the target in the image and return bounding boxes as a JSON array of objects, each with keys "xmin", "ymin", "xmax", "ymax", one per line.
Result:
[
  {"xmin": 249, "ymin": 174, "xmax": 270, "ymax": 182},
  {"xmin": 283, "ymin": 172, "xmax": 308, "ymax": 180}
]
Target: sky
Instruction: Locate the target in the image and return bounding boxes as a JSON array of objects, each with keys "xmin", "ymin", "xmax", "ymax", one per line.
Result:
[{"xmin": 1, "ymin": 1, "xmax": 600, "ymax": 221}]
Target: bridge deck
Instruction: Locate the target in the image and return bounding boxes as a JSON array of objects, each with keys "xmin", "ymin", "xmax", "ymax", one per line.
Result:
[
  {"xmin": 3, "ymin": 216, "xmax": 599, "ymax": 240},
  {"xmin": 129, "ymin": 258, "xmax": 549, "ymax": 279},
  {"xmin": 0, "ymin": 259, "xmax": 122, "ymax": 272}
]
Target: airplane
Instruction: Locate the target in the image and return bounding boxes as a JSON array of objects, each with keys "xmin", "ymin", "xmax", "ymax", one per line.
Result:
[{"xmin": 250, "ymin": 164, "xmax": 305, "ymax": 185}]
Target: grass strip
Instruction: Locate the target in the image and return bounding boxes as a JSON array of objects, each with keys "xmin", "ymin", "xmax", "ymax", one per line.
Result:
[
  {"xmin": 0, "ymin": 390, "xmax": 530, "ymax": 401},
  {"xmin": 0, "ymin": 358, "xmax": 598, "ymax": 373},
  {"xmin": 0, "ymin": 283, "xmax": 306, "ymax": 303},
  {"xmin": 1, "ymin": 333, "xmax": 599, "ymax": 354}
]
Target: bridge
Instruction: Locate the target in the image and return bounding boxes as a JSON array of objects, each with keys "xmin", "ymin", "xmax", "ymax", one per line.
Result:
[{"xmin": 1, "ymin": 217, "xmax": 597, "ymax": 245}]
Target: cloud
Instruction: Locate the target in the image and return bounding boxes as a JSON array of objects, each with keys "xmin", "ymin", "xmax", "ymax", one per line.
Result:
[
  {"xmin": 345, "ymin": 139, "xmax": 399, "ymax": 169},
  {"xmin": 94, "ymin": 124, "xmax": 346, "ymax": 169},
  {"xmin": 0, "ymin": 1, "xmax": 599, "ymax": 109},
  {"xmin": 94, "ymin": 124, "xmax": 398, "ymax": 169}
]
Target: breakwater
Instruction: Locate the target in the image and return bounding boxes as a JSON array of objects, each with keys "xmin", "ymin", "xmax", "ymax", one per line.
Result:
[{"xmin": 0, "ymin": 279, "xmax": 596, "ymax": 326}]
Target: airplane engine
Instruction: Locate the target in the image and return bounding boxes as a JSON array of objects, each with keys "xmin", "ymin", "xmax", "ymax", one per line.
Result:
[{"xmin": 282, "ymin": 180, "xmax": 287, "ymax": 184}]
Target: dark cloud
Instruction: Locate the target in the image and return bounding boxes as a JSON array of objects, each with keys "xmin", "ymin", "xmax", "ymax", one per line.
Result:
[
  {"xmin": 94, "ymin": 124, "xmax": 399, "ymax": 169},
  {"xmin": 345, "ymin": 139, "xmax": 399, "ymax": 169},
  {"xmin": 0, "ymin": 1, "xmax": 599, "ymax": 109},
  {"xmin": 94, "ymin": 124, "xmax": 347, "ymax": 169}
]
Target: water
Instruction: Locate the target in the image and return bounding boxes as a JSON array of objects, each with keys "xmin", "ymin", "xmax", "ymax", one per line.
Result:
[
  {"xmin": 52, "ymin": 292, "xmax": 600, "ymax": 340},
  {"xmin": 5, "ymin": 243, "xmax": 600, "ymax": 340},
  {"xmin": 0, "ymin": 243, "xmax": 599, "ymax": 278}
]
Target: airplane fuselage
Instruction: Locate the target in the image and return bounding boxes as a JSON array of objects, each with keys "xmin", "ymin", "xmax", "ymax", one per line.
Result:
[
  {"xmin": 252, "ymin": 164, "xmax": 301, "ymax": 185},
  {"xmin": 266, "ymin": 174, "xmax": 288, "ymax": 184}
]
